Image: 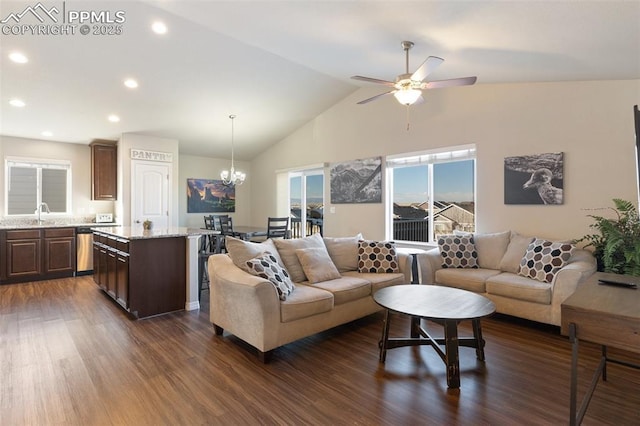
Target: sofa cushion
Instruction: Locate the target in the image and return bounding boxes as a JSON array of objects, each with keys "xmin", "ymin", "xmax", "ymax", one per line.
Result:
[
  {"xmin": 343, "ymin": 271, "xmax": 406, "ymax": 292},
  {"xmin": 486, "ymin": 272, "xmax": 552, "ymax": 304},
  {"xmin": 474, "ymin": 231, "xmax": 511, "ymax": 270},
  {"xmin": 499, "ymin": 232, "xmax": 535, "ymax": 273},
  {"xmin": 518, "ymin": 239, "xmax": 575, "ymax": 283},
  {"xmin": 295, "ymin": 247, "xmax": 341, "ymax": 284},
  {"xmin": 274, "ymin": 233, "xmax": 325, "ymax": 282},
  {"xmin": 311, "ymin": 276, "xmax": 371, "ymax": 305},
  {"xmin": 245, "ymin": 253, "xmax": 295, "ymax": 301},
  {"xmin": 438, "ymin": 235, "xmax": 478, "ymax": 268},
  {"xmin": 357, "ymin": 241, "xmax": 399, "ymax": 273},
  {"xmin": 280, "ymin": 284, "xmax": 334, "ymax": 323},
  {"xmin": 435, "ymin": 268, "xmax": 501, "ymax": 293},
  {"xmin": 226, "ymin": 237, "xmax": 284, "ymax": 272},
  {"xmin": 323, "ymin": 234, "xmax": 362, "ymax": 272}
]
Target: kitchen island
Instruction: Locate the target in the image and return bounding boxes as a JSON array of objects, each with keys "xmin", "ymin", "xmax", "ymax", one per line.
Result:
[{"xmin": 92, "ymin": 227, "xmax": 218, "ymax": 318}]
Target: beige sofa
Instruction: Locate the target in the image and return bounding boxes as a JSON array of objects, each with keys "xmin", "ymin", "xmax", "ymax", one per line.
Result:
[
  {"xmin": 207, "ymin": 234, "xmax": 412, "ymax": 361},
  {"xmin": 419, "ymin": 231, "xmax": 596, "ymax": 326}
]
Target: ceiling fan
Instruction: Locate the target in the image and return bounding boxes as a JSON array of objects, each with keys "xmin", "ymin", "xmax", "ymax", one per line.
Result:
[{"xmin": 351, "ymin": 41, "xmax": 477, "ymax": 106}]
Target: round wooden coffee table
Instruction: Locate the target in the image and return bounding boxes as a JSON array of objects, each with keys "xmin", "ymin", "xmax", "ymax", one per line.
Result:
[{"xmin": 374, "ymin": 284, "xmax": 496, "ymax": 389}]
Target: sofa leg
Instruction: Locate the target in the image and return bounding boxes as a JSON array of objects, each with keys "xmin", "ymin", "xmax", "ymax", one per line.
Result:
[
  {"xmin": 258, "ymin": 350, "xmax": 273, "ymax": 363},
  {"xmin": 213, "ymin": 324, "xmax": 224, "ymax": 335}
]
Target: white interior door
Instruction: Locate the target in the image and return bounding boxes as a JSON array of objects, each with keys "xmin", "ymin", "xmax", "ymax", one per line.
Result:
[{"xmin": 132, "ymin": 161, "xmax": 171, "ymax": 229}]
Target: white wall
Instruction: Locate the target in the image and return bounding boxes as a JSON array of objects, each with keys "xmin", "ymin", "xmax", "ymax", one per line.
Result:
[
  {"xmin": 250, "ymin": 79, "xmax": 640, "ymax": 241},
  {"xmin": 178, "ymin": 154, "xmax": 251, "ymax": 228},
  {"xmin": 0, "ymin": 135, "xmax": 115, "ymax": 219}
]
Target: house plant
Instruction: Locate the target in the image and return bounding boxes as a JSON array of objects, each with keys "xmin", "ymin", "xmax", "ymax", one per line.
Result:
[{"xmin": 578, "ymin": 198, "xmax": 640, "ymax": 275}]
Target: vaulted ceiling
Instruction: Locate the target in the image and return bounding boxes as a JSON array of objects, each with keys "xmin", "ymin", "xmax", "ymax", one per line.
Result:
[{"xmin": 1, "ymin": 1, "xmax": 639, "ymax": 160}]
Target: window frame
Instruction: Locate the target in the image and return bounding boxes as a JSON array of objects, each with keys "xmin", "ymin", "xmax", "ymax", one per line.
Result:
[
  {"xmin": 5, "ymin": 156, "xmax": 72, "ymax": 217},
  {"xmin": 385, "ymin": 144, "xmax": 476, "ymax": 245},
  {"xmin": 288, "ymin": 167, "xmax": 324, "ymax": 238}
]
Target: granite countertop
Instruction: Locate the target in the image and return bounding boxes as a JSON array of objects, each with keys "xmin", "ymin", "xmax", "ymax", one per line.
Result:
[
  {"xmin": 93, "ymin": 226, "xmax": 219, "ymax": 240},
  {"xmin": 0, "ymin": 222, "xmax": 120, "ymax": 230}
]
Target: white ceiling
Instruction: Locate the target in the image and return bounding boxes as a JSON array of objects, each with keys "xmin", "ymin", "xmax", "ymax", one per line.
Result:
[{"xmin": 1, "ymin": 0, "xmax": 639, "ymax": 160}]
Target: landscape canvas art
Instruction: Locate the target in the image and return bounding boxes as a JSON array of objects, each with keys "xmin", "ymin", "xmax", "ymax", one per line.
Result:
[
  {"xmin": 187, "ymin": 178, "xmax": 236, "ymax": 213},
  {"xmin": 330, "ymin": 157, "xmax": 382, "ymax": 204},
  {"xmin": 504, "ymin": 152, "xmax": 564, "ymax": 205}
]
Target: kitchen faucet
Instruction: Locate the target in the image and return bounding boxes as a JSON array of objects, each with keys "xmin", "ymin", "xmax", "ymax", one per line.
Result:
[{"xmin": 36, "ymin": 202, "xmax": 50, "ymax": 224}]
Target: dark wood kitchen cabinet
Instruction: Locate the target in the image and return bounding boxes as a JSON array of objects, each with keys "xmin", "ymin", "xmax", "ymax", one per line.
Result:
[
  {"xmin": 91, "ymin": 140, "xmax": 117, "ymax": 200},
  {"xmin": 43, "ymin": 228, "xmax": 75, "ymax": 276},
  {"xmin": 1, "ymin": 227, "xmax": 76, "ymax": 284},
  {"xmin": 93, "ymin": 232, "xmax": 130, "ymax": 310},
  {"xmin": 3, "ymin": 229, "xmax": 41, "ymax": 281},
  {"xmin": 92, "ymin": 230, "xmax": 185, "ymax": 318},
  {"xmin": 115, "ymin": 250, "xmax": 129, "ymax": 309}
]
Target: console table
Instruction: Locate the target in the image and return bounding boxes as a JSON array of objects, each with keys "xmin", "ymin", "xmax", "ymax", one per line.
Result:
[{"xmin": 561, "ymin": 272, "xmax": 640, "ymax": 425}]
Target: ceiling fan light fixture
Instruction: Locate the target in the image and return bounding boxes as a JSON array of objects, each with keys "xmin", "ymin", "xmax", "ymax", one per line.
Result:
[{"xmin": 394, "ymin": 89, "xmax": 421, "ymax": 106}]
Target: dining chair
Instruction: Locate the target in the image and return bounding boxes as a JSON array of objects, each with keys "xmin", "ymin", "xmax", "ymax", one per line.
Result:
[
  {"xmin": 203, "ymin": 215, "xmax": 215, "ymax": 230},
  {"xmin": 267, "ymin": 217, "xmax": 290, "ymax": 239},
  {"xmin": 199, "ymin": 215, "xmax": 219, "ymax": 301},
  {"xmin": 218, "ymin": 215, "xmax": 240, "ymax": 238}
]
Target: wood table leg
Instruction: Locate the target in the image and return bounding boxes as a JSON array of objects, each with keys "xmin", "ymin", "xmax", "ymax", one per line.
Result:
[
  {"xmin": 379, "ymin": 309, "xmax": 392, "ymax": 363},
  {"xmin": 444, "ymin": 320, "xmax": 460, "ymax": 389},
  {"xmin": 472, "ymin": 319, "xmax": 486, "ymax": 361},
  {"xmin": 569, "ymin": 322, "xmax": 578, "ymax": 426}
]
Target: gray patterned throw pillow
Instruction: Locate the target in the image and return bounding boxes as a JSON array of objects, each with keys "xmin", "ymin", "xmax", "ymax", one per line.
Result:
[
  {"xmin": 246, "ymin": 253, "xmax": 295, "ymax": 300},
  {"xmin": 438, "ymin": 234, "xmax": 479, "ymax": 269},
  {"xmin": 518, "ymin": 239, "xmax": 575, "ymax": 283}
]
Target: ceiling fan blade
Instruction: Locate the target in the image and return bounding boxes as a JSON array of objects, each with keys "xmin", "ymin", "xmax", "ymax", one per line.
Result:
[
  {"xmin": 351, "ymin": 75, "xmax": 396, "ymax": 87},
  {"xmin": 423, "ymin": 76, "xmax": 477, "ymax": 89},
  {"xmin": 411, "ymin": 56, "xmax": 444, "ymax": 82},
  {"xmin": 357, "ymin": 90, "xmax": 395, "ymax": 105}
]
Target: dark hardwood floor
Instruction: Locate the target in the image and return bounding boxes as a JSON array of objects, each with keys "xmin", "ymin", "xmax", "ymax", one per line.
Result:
[{"xmin": 1, "ymin": 276, "xmax": 638, "ymax": 425}]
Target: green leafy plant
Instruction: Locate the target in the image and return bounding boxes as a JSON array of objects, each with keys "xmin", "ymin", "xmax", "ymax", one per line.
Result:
[{"xmin": 577, "ymin": 198, "xmax": 640, "ymax": 275}]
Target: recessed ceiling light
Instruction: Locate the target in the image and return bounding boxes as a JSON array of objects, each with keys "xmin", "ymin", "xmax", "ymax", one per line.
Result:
[
  {"xmin": 9, "ymin": 99, "xmax": 26, "ymax": 107},
  {"xmin": 41, "ymin": 131, "xmax": 53, "ymax": 137},
  {"xmin": 9, "ymin": 52, "xmax": 28, "ymax": 64},
  {"xmin": 124, "ymin": 78, "xmax": 138, "ymax": 89},
  {"xmin": 108, "ymin": 114, "xmax": 120, "ymax": 123},
  {"xmin": 152, "ymin": 21, "xmax": 167, "ymax": 34}
]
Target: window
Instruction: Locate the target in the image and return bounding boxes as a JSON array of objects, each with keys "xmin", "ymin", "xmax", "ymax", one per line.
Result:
[
  {"xmin": 5, "ymin": 158, "xmax": 71, "ymax": 215},
  {"xmin": 289, "ymin": 168, "xmax": 324, "ymax": 238},
  {"xmin": 386, "ymin": 145, "xmax": 476, "ymax": 244}
]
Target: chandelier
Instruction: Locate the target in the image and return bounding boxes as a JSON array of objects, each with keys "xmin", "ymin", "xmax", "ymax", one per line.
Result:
[{"xmin": 220, "ymin": 114, "xmax": 246, "ymax": 186}]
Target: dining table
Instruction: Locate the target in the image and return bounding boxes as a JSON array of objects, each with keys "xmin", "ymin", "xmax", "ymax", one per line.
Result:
[{"xmin": 232, "ymin": 225, "xmax": 268, "ymax": 241}]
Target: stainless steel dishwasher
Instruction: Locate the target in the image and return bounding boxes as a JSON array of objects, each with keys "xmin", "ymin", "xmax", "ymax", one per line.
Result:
[{"xmin": 76, "ymin": 227, "xmax": 94, "ymax": 275}]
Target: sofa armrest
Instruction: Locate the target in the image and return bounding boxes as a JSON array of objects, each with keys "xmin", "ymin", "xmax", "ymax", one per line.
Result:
[
  {"xmin": 396, "ymin": 250, "xmax": 412, "ymax": 283},
  {"xmin": 207, "ymin": 254, "xmax": 281, "ymax": 352},
  {"xmin": 550, "ymin": 258, "xmax": 597, "ymax": 305},
  {"xmin": 418, "ymin": 247, "xmax": 442, "ymax": 284}
]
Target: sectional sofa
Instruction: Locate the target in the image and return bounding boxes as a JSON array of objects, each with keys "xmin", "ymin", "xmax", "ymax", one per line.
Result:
[
  {"xmin": 419, "ymin": 231, "xmax": 597, "ymax": 326},
  {"xmin": 207, "ymin": 234, "xmax": 412, "ymax": 361}
]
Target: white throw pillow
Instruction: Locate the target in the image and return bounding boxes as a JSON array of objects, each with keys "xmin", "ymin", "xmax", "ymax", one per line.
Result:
[
  {"xmin": 274, "ymin": 233, "xmax": 325, "ymax": 282},
  {"xmin": 499, "ymin": 232, "xmax": 535, "ymax": 273},
  {"xmin": 295, "ymin": 247, "xmax": 341, "ymax": 283},
  {"xmin": 323, "ymin": 234, "xmax": 363, "ymax": 272},
  {"xmin": 225, "ymin": 236, "xmax": 284, "ymax": 272},
  {"xmin": 474, "ymin": 231, "xmax": 511, "ymax": 270}
]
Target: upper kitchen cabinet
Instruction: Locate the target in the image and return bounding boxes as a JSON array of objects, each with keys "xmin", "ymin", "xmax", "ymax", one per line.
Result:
[{"xmin": 91, "ymin": 140, "xmax": 117, "ymax": 200}]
